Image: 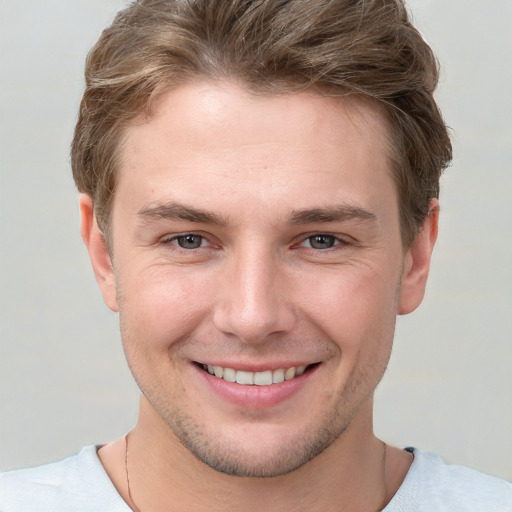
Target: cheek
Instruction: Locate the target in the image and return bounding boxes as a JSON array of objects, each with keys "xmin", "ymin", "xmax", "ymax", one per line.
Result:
[
  {"xmin": 116, "ymin": 265, "xmax": 212, "ymax": 352},
  {"xmin": 299, "ymin": 264, "xmax": 400, "ymax": 351}
]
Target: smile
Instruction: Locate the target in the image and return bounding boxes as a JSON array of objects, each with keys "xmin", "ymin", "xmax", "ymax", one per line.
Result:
[{"xmin": 200, "ymin": 364, "xmax": 309, "ymax": 386}]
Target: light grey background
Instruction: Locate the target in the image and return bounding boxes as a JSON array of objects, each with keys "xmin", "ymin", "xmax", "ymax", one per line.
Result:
[{"xmin": 1, "ymin": 0, "xmax": 511, "ymax": 481}]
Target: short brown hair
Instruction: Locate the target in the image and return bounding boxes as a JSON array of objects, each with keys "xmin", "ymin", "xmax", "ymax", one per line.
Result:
[{"xmin": 71, "ymin": 0, "xmax": 452, "ymax": 247}]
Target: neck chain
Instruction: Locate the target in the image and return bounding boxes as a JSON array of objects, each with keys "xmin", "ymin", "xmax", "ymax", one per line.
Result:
[
  {"xmin": 125, "ymin": 433, "xmax": 142, "ymax": 512},
  {"xmin": 124, "ymin": 433, "xmax": 389, "ymax": 512}
]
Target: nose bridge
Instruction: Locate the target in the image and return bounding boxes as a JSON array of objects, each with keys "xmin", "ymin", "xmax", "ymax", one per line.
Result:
[{"xmin": 213, "ymin": 242, "xmax": 294, "ymax": 342}]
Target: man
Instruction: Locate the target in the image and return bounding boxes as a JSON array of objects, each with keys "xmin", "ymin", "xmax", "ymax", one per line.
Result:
[{"xmin": 1, "ymin": 0, "xmax": 511, "ymax": 510}]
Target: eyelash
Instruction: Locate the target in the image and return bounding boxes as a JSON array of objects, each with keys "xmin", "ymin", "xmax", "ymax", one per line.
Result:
[
  {"xmin": 299, "ymin": 233, "xmax": 347, "ymax": 251},
  {"xmin": 159, "ymin": 233, "xmax": 211, "ymax": 251},
  {"xmin": 159, "ymin": 232, "xmax": 352, "ymax": 252}
]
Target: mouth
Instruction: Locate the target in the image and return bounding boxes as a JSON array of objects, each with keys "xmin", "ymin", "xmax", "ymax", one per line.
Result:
[{"xmin": 199, "ymin": 363, "xmax": 317, "ymax": 386}]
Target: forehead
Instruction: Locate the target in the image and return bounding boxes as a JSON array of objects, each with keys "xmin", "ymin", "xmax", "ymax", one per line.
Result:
[
  {"xmin": 126, "ymin": 82, "xmax": 392, "ymax": 158},
  {"xmin": 115, "ymin": 81, "xmax": 396, "ymax": 224}
]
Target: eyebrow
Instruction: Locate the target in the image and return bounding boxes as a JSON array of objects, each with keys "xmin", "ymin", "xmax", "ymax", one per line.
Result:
[
  {"xmin": 136, "ymin": 201, "xmax": 376, "ymax": 227},
  {"xmin": 288, "ymin": 205, "xmax": 377, "ymax": 224},
  {"xmin": 137, "ymin": 202, "xmax": 228, "ymax": 226}
]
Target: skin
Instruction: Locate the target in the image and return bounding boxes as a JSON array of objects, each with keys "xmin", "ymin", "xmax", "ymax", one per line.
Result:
[{"xmin": 81, "ymin": 82, "xmax": 438, "ymax": 511}]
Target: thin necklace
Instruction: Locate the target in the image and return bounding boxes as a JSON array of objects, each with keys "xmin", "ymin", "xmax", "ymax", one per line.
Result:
[
  {"xmin": 380, "ymin": 441, "xmax": 389, "ymax": 509},
  {"xmin": 124, "ymin": 434, "xmax": 389, "ymax": 512},
  {"xmin": 125, "ymin": 433, "xmax": 142, "ymax": 512}
]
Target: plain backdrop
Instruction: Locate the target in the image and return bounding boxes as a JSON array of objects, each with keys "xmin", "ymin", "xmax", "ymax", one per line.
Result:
[{"xmin": 1, "ymin": 0, "xmax": 511, "ymax": 481}]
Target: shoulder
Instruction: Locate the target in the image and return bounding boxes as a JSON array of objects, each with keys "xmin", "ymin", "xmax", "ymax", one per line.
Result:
[
  {"xmin": 385, "ymin": 448, "xmax": 512, "ymax": 512},
  {"xmin": 0, "ymin": 446, "xmax": 129, "ymax": 512}
]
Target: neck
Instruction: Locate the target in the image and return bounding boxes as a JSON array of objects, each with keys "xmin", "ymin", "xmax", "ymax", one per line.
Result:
[{"xmin": 100, "ymin": 397, "xmax": 410, "ymax": 512}]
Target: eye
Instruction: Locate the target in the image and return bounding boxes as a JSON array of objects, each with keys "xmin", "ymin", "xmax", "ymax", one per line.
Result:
[
  {"xmin": 173, "ymin": 234, "xmax": 205, "ymax": 249},
  {"xmin": 302, "ymin": 234, "xmax": 339, "ymax": 250}
]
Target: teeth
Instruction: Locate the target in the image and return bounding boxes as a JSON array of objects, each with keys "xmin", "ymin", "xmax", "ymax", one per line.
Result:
[
  {"xmin": 235, "ymin": 370, "xmax": 254, "ymax": 385},
  {"xmin": 223, "ymin": 367, "xmax": 236, "ymax": 383},
  {"xmin": 204, "ymin": 364, "xmax": 309, "ymax": 386},
  {"xmin": 254, "ymin": 370, "xmax": 272, "ymax": 386},
  {"xmin": 284, "ymin": 367, "xmax": 296, "ymax": 381},
  {"xmin": 272, "ymin": 368, "xmax": 285, "ymax": 384}
]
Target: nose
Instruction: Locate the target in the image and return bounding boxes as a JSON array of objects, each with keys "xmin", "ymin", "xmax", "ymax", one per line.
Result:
[{"xmin": 213, "ymin": 247, "xmax": 296, "ymax": 343}]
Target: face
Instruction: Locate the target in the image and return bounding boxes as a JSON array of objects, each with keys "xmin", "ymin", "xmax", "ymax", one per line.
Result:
[{"xmin": 84, "ymin": 82, "xmax": 434, "ymax": 477}]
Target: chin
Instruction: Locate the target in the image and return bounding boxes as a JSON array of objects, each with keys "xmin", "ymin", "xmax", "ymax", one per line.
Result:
[
  {"xmin": 168, "ymin": 410, "xmax": 347, "ymax": 478},
  {"xmin": 182, "ymin": 436, "xmax": 331, "ymax": 478}
]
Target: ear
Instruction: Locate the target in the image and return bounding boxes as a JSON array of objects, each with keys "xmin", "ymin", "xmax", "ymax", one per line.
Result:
[
  {"xmin": 79, "ymin": 194, "xmax": 119, "ymax": 312},
  {"xmin": 398, "ymin": 199, "xmax": 439, "ymax": 315}
]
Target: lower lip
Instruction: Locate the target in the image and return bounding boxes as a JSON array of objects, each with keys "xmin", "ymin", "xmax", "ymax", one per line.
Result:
[{"xmin": 196, "ymin": 365, "xmax": 318, "ymax": 409}]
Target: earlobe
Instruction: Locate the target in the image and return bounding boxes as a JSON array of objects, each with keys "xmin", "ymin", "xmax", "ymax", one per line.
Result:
[
  {"xmin": 398, "ymin": 199, "xmax": 439, "ymax": 315},
  {"xmin": 79, "ymin": 194, "xmax": 119, "ymax": 312}
]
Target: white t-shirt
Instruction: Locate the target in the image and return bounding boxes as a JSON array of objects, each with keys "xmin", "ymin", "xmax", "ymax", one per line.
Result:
[{"xmin": 1, "ymin": 446, "xmax": 511, "ymax": 511}]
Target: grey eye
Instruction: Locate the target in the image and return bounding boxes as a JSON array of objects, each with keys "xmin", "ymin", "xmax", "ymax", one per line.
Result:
[
  {"xmin": 176, "ymin": 234, "xmax": 204, "ymax": 249},
  {"xmin": 308, "ymin": 234, "xmax": 337, "ymax": 249}
]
